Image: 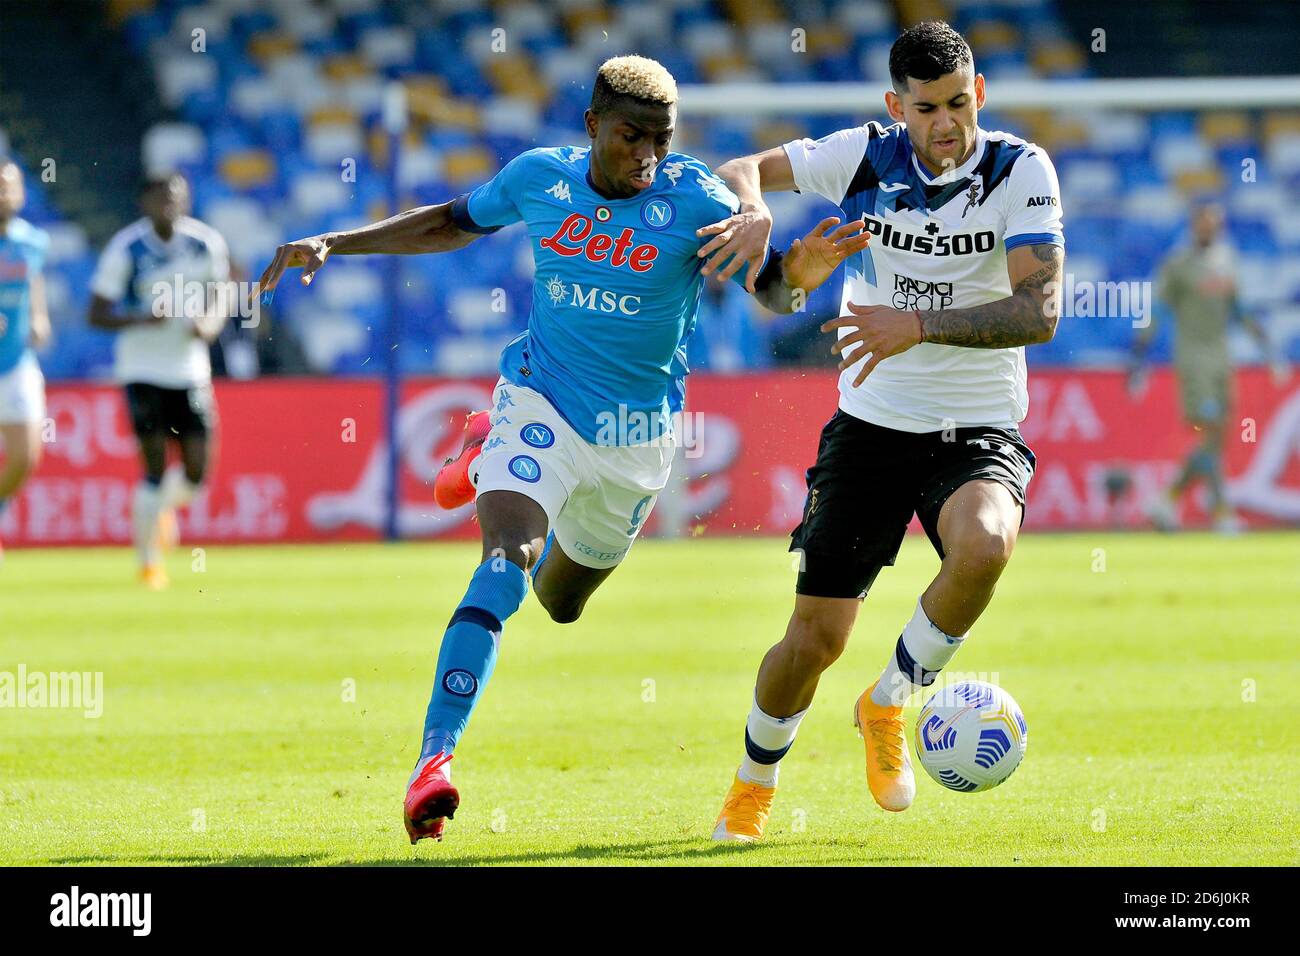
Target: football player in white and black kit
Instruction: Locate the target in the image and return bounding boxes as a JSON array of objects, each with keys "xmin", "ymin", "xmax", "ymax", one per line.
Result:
[
  {"xmin": 699, "ymin": 21, "xmax": 1065, "ymax": 840},
  {"xmin": 89, "ymin": 175, "xmax": 230, "ymax": 589}
]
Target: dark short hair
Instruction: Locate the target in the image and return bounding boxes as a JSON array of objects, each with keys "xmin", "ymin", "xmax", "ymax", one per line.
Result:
[
  {"xmin": 140, "ymin": 173, "xmax": 188, "ymax": 197},
  {"xmin": 589, "ymin": 74, "xmax": 672, "ymax": 117},
  {"xmin": 889, "ymin": 21, "xmax": 974, "ymax": 92}
]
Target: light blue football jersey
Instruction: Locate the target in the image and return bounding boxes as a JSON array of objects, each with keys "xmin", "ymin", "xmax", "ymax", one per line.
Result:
[
  {"xmin": 0, "ymin": 217, "xmax": 50, "ymax": 374},
  {"xmin": 451, "ymin": 147, "xmax": 766, "ymax": 445}
]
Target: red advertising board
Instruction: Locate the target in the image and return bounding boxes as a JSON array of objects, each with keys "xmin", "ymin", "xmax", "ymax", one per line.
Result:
[{"xmin": 2, "ymin": 369, "xmax": 1297, "ymax": 547}]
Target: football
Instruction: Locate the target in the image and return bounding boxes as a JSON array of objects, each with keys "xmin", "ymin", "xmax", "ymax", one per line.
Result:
[{"xmin": 915, "ymin": 681, "xmax": 1028, "ymax": 793}]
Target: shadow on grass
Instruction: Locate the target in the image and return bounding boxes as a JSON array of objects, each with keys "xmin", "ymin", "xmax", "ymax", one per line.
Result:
[
  {"xmin": 48, "ymin": 853, "xmax": 333, "ymax": 866},
  {"xmin": 44, "ymin": 839, "xmax": 930, "ymax": 867},
  {"xmin": 351, "ymin": 837, "xmax": 929, "ymax": 867}
]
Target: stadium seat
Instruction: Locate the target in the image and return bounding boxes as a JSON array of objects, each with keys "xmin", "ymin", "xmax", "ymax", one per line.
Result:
[{"xmin": 18, "ymin": 0, "xmax": 1298, "ymax": 380}]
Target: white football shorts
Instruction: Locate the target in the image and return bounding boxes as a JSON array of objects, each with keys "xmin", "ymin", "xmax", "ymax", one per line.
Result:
[
  {"xmin": 0, "ymin": 353, "xmax": 46, "ymax": 425},
  {"xmin": 471, "ymin": 378, "xmax": 675, "ymax": 570}
]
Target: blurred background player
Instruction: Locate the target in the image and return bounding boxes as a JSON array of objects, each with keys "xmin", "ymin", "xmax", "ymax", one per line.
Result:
[
  {"xmin": 88, "ymin": 173, "xmax": 230, "ymax": 588},
  {"xmin": 697, "ymin": 21, "xmax": 1064, "ymax": 840},
  {"xmin": 1133, "ymin": 200, "xmax": 1281, "ymax": 534},
  {"xmin": 0, "ymin": 160, "xmax": 51, "ymax": 562},
  {"xmin": 259, "ymin": 55, "xmax": 868, "ymax": 843}
]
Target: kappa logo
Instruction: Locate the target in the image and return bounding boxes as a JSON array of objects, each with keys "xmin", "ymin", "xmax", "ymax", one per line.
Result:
[
  {"xmin": 661, "ymin": 161, "xmax": 686, "ymax": 185},
  {"xmin": 443, "ymin": 669, "xmax": 478, "ymax": 697},
  {"xmin": 545, "ymin": 180, "xmax": 572, "ymax": 203},
  {"xmin": 962, "ymin": 182, "xmax": 982, "ymax": 217}
]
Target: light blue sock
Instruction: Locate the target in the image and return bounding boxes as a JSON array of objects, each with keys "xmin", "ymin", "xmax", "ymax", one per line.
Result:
[{"xmin": 419, "ymin": 558, "xmax": 528, "ymax": 760}]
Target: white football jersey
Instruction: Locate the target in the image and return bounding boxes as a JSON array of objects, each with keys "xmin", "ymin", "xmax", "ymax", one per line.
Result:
[
  {"xmin": 91, "ymin": 216, "xmax": 230, "ymax": 388},
  {"xmin": 784, "ymin": 123, "xmax": 1064, "ymax": 432}
]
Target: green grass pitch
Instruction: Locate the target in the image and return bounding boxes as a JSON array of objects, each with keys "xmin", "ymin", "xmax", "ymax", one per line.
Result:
[{"xmin": 1, "ymin": 533, "xmax": 1297, "ymax": 866}]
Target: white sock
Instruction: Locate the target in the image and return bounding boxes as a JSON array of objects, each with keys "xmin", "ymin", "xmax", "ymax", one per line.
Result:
[
  {"xmin": 738, "ymin": 695, "xmax": 807, "ymax": 787},
  {"xmin": 159, "ymin": 465, "xmax": 200, "ymax": 511},
  {"xmin": 132, "ymin": 481, "xmax": 164, "ymax": 566},
  {"xmin": 871, "ymin": 599, "xmax": 968, "ymax": 707}
]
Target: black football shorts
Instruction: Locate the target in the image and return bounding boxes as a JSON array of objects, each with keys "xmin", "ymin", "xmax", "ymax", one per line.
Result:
[
  {"xmin": 789, "ymin": 409, "xmax": 1037, "ymax": 599},
  {"xmin": 124, "ymin": 382, "xmax": 216, "ymax": 439}
]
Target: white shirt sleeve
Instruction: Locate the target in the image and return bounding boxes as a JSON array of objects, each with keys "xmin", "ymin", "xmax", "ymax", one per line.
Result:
[
  {"xmin": 205, "ymin": 228, "xmax": 231, "ymax": 284},
  {"xmin": 89, "ymin": 230, "xmax": 134, "ymax": 302},
  {"xmin": 782, "ymin": 124, "xmax": 873, "ymax": 206},
  {"xmin": 1002, "ymin": 147, "xmax": 1064, "ymax": 251}
]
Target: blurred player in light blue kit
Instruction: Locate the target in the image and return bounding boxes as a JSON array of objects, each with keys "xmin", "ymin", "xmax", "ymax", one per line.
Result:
[
  {"xmin": 0, "ymin": 160, "xmax": 51, "ymax": 562},
  {"xmin": 259, "ymin": 55, "xmax": 870, "ymax": 843}
]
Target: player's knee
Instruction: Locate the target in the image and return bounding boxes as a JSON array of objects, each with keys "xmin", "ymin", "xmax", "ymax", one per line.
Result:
[
  {"xmin": 947, "ymin": 523, "xmax": 1015, "ymax": 583},
  {"xmin": 537, "ymin": 589, "xmax": 584, "ymax": 625},
  {"xmin": 785, "ymin": 613, "xmax": 851, "ymax": 673}
]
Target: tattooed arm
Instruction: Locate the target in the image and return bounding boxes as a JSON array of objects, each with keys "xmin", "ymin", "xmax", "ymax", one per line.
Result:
[
  {"xmin": 919, "ymin": 243, "xmax": 1064, "ymax": 347},
  {"xmin": 820, "ymin": 242, "xmax": 1064, "ymax": 386}
]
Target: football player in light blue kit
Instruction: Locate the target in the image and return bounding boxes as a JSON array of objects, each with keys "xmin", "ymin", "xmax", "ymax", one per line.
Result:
[
  {"xmin": 258, "ymin": 56, "xmax": 869, "ymax": 842},
  {"xmin": 0, "ymin": 160, "xmax": 52, "ymax": 561}
]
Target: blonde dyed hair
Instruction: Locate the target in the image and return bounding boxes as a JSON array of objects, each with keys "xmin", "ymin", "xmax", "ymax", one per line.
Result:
[{"xmin": 594, "ymin": 55, "xmax": 678, "ymax": 108}]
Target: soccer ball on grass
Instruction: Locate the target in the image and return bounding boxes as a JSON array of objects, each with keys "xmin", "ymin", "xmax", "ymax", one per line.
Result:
[{"xmin": 914, "ymin": 680, "xmax": 1027, "ymax": 793}]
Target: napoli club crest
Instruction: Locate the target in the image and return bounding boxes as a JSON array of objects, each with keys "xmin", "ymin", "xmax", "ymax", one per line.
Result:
[
  {"xmin": 641, "ymin": 198, "xmax": 675, "ymax": 230},
  {"xmin": 508, "ymin": 455, "xmax": 542, "ymax": 483}
]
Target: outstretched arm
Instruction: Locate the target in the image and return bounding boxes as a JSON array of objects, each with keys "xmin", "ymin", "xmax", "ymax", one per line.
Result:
[
  {"xmin": 257, "ymin": 200, "xmax": 484, "ymax": 293},
  {"xmin": 750, "ymin": 216, "xmax": 871, "ymax": 314},
  {"xmin": 822, "ymin": 242, "xmax": 1065, "ymax": 387},
  {"xmin": 697, "ymin": 147, "xmax": 798, "ymax": 292}
]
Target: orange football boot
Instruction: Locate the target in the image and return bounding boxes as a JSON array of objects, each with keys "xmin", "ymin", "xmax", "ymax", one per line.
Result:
[
  {"xmin": 712, "ymin": 771, "xmax": 777, "ymax": 842},
  {"xmin": 853, "ymin": 681, "xmax": 915, "ymax": 811}
]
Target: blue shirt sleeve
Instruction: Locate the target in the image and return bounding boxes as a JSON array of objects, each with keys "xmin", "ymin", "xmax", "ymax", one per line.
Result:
[
  {"xmin": 686, "ymin": 159, "xmax": 771, "ymax": 290},
  {"xmin": 30, "ymin": 226, "xmax": 50, "ymax": 273},
  {"xmin": 451, "ymin": 150, "xmax": 538, "ymax": 234}
]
